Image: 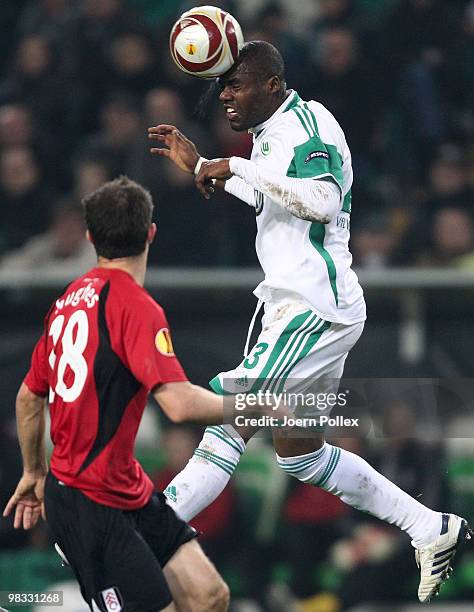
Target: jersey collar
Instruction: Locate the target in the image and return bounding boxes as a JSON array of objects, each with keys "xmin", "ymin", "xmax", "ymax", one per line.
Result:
[{"xmin": 249, "ymin": 89, "xmax": 300, "ymax": 138}]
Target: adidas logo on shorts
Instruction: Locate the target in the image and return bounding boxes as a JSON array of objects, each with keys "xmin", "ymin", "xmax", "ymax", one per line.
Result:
[{"xmin": 234, "ymin": 375, "xmax": 249, "ymax": 387}]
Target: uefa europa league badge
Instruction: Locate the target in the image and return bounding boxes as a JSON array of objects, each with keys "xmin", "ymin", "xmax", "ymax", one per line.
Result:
[{"xmin": 260, "ymin": 141, "xmax": 271, "ymax": 156}]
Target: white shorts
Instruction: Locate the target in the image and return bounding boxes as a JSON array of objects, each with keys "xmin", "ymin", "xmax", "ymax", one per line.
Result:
[{"xmin": 209, "ymin": 295, "xmax": 364, "ymax": 397}]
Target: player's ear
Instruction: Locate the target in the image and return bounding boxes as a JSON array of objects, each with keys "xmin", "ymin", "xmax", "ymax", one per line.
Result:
[
  {"xmin": 85, "ymin": 230, "xmax": 93, "ymax": 244},
  {"xmin": 267, "ymin": 75, "xmax": 280, "ymax": 94},
  {"xmin": 147, "ymin": 223, "xmax": 157, "ymax": 245}
]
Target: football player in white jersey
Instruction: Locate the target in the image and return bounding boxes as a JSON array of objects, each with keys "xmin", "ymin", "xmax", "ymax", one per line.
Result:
[{"xmin": 149, "ymin": 41, "xmax": 470, "ymax": 603}]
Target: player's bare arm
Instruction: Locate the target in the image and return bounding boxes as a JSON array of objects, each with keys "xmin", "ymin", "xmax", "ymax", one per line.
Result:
[
  {"xmin": 151, "ymin": 117, "xmax": 341, "ymax": 219},
  {"xmin": 154, "ymin": 381, "xmax": 226, "ymax": 425},
  {"xmin": 154, "ymin": 380, "xmax": 290, "ymax": 426},
  {"xmin": 148, "ymin": 125, "xmax": 229, "ymax": 197},
  {"xmin": 148, "ymin": 124, "xmax": 200, "ymax": 174},
  {"xmin": 3, "ymin": 382, "xmax": 46, "ymax": 529}
]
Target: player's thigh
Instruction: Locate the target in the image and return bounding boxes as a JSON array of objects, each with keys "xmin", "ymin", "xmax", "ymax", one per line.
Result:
[
  {"xmin": 209, "ymin": 300, "xmax": 318, "ymax": 396},
  {"xmin": 98, "ymin": 513, "xmax": 174, "ymax": 612},
  {"xmin": 133, "ymin": 492, "xmax": 228, "ymax": 611},
  {"xmin": 272, "ymin": 321, "xmax": 364, "ymax": 457},
  {"xmin": 286, "ymin": 320, "xmax": 364, "ymax": 396},
  {"xmin": 164, "ymin": 539, "xmax": 230, "ymax": 612},
  {"xmin": 133, "ymin": 492, "xmax": 198, "ymax": 567},
  {"xmin": 44, "ymin": 473, "xmax": 173, "ymax": 612}
]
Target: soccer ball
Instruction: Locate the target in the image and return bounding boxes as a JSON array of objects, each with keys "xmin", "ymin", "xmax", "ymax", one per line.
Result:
[{"xmin": 170, "ymin": 5, "xmax": 244, "ymax": 79}]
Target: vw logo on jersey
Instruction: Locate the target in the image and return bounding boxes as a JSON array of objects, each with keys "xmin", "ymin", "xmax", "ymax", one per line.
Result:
[
  {"xmin": 254, "ymin": 189, "xmax": 264, "ymax": 216},
  {"xmin": 260, "ymin": 140, "xmax": 271, "ymax": 156}
]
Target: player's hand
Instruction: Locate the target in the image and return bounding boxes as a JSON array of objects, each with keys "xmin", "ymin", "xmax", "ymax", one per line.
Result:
[
  {"xmin": 195, "ymin": 158, "xmax": 232, "ymax": 199},
  {"xmin": 148, "ymin": 125, "xmax": 200, "ymax": 174},
  {"xmin": 3, "ymin": 471, "xmax": 46, "ymax": 529}
]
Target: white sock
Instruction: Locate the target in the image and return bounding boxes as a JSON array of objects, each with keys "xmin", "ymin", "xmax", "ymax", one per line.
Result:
[
  {"xmin": 164, "ymin": 424, "xmax": 245, "ymax": 521},
  {"xmin": 277, "ymin": 443, "xmax": 442, "ymax": 548}
]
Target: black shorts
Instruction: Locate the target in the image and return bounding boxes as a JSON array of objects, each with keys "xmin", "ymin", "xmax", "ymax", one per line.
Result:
[{"xmin": 44, "ymin": 472, "xmax": 198, "ymax": 612}]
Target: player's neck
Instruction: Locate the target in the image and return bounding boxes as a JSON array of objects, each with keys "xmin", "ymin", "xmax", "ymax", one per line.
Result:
[
  {"xmin": 97, "ymin": 254, "xmax": 147, "ymax": 287},
  {"xmin": 261, "ymin": 89, "xmax": 290, "ymax": 125}
]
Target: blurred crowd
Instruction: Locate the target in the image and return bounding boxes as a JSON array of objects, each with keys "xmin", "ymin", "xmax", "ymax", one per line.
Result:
[{"xmin": 0, "ymin": 0, "xmax": 472, "ymax": 271}]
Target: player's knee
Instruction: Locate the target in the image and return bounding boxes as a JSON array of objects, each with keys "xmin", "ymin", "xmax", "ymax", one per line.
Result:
[
  {"xmin": 207, "ymin": 575, "xmax": 230, "ymax": 611},
  {"xmin": 194, "ymin": 573, "xmax": 229, "ymax": 611}
]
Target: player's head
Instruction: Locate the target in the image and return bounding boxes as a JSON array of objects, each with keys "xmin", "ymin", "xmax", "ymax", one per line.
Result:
[
  {"xmin": 218, "ymin": 40, "xmax": 286, "ymax": 132},
  {"xmin": 83, "ymin": 176, "xmax": 156, "ymax": 260}
]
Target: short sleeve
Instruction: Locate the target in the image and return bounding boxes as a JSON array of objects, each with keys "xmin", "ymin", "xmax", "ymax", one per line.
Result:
[
  {"xmin": 286, "ymin": 106, "xmax": 344, "ymax": 191},
  {"xmin": 287, "ymin": 135, "xmax": 343, "ymax": 187},
  {"xmin": 24, "ymin": 334, "xmax": 49, "ymax": 397},
  {"xmin": 122, "ymin": 300, "xmax": 188, "ymax": 390}
]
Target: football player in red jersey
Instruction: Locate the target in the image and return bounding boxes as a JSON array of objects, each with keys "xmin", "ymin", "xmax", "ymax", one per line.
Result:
[{"xmin": 3, "ymin": 177, "xmax": 231, "ymax": 611}]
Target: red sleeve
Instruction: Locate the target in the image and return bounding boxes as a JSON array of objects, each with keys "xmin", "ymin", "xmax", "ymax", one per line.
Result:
[
  {"xmin": 122, "ymin": 300, "xmax": 188, "ymax": 389},
  {"xmin": 23, "ymin": 333, "xmax": 49, "ymax": 397}
]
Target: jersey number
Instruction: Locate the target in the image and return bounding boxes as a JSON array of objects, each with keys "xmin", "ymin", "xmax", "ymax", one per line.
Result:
[
  {"xmin": 243, "ymin": 342, "xmax": 269, "ymax": 370},
  {"xmin": 48, "ymin": 310, "xmax": 89, "ymax": 403}
]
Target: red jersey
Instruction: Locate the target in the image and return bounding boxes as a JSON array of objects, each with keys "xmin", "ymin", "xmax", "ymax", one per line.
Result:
[{"xmin": 24, "ymin": 267, "xmax": 188, "ymax": 510}]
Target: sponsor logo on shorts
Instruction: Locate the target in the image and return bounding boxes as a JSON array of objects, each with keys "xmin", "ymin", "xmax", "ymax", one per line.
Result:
[
  {"xmin": 155, "ymin": 328, "xmax": 175, "ymax": 356},
  {"xmin": 101, "ymin": 587, "xmax": 123, "ymax": 612},
  {"xmin": 304, "ymin": 150, "xmax": 329, "ymax": 163}
]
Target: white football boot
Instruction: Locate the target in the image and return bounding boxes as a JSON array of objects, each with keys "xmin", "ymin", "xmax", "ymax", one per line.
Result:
[{"xmin": 415, "ymin": 513, "xmax": 472, "ymax": 603}]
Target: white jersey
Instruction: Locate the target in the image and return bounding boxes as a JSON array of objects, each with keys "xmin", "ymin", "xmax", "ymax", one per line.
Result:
[{"xmin": 245, "ymin": 89, "xmax": 365, "ymax": 325}]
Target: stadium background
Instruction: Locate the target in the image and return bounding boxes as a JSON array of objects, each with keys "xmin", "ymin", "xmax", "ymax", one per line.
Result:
[{"xmin": 0, "ymin": 0, "xmax": 472, "ymax": 610}]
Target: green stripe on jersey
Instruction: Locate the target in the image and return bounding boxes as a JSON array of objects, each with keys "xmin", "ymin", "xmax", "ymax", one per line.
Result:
[
  {"xmin": 287, "ymin": 100, "xmax": 344, "ymax": 189},
  {"xmin": 283, "ymin": 91, "xmax": 301, "ymax": 112},
  {"xmin": 309, "ymin": 223, "xmax": 338, "ymax": 305},
  {"xmin": 299, "ymin": 104, "xmax": 316, "ymax": 137},
  {"xmin": 303, "ymin": 102, "xmax": 320, "ymax": 137},
  {"xmin": 292, "ymin": 106, "xmax": 312, "ymax": 139}
]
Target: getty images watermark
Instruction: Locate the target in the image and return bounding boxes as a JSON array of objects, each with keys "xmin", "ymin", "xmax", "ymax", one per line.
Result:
[
  {"xmin": 221, "ymin": 377, "xmax": 474, "ymax": 439},
  {"xmin": 232, "ymin": 389, "xmax": 359, "ymax": 429}
]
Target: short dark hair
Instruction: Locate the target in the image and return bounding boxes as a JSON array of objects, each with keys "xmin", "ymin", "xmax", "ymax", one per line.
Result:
[
  {"xmin": 235, "ymin": 41, "xmax": 286, "ymax": 82},
  {"xmin": 83, "ymin": 176, "xmax": 153, "ymax": 259}
]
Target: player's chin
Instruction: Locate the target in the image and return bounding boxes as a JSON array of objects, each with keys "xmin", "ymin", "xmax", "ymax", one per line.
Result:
[{"xmin": 227, "ymin": 117, "xmax": 246, "ymax": 132}]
